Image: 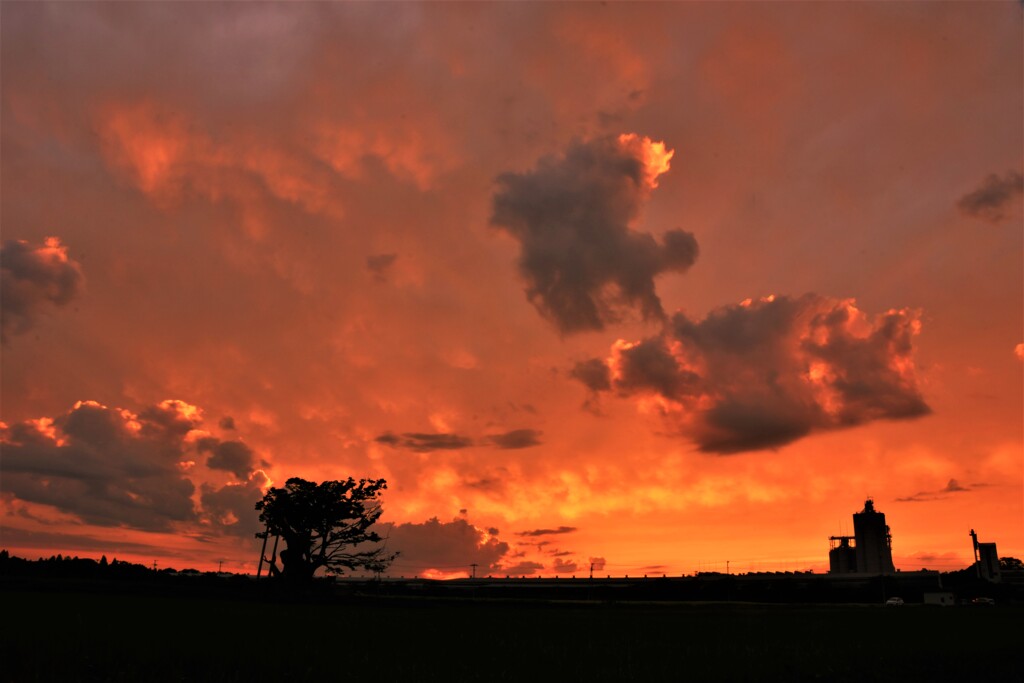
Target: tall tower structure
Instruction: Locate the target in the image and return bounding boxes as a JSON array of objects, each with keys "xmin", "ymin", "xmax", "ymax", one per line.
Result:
[{"xmin": 853, "ymin": 499, "xmax": 895, "ymax": 574}]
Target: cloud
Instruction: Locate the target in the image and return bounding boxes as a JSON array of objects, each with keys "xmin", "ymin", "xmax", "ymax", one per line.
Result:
[
  {"xmin": 366, "ymin": 253, "xmax": 398, "ymax": 281},
  {"xmin": 0, "ymin": 400, "xmax": 202, "ymax": 531},
  {"xmin": 570, "ymin": 358, "xmax": 612, "ymax": 392},
  {"xmin": 588, "ymin": 557, "xmax": 607, "ymax": 571},
  {"xmin": 942, "ymin": 478, "xmax": 967, "ymax": 493},
  {"xmin": 500, "ymin": 561, "xmax": 545, "ymax": 576},
  {"xmin": 516, "ymin": 526, "xmax": 578, "ymax": 537},
  {"xmin": 382, "ymin": 517, "xmax": 510, "ymax": 575},
  {"xmin": 377, "ymin": 429, "xmax": 543, "ymax": 452},
  {"xmin": 1015, "ymin": 343, "xmax": 1024, "ymax": 361},
  {"xmin": 200, "ymin": 471, "xmax": 270, "ymax": 537},
  {"xmin": 0, "ymin": 399, "xmax": 269, "ymax": 533},
  {"xmin": 198, "ymin": 438, "xmax": 259, "ymax": 480},
  {"xmin": 957, "ymin": 170, "xmax": 1023, "ymax": 222},
  {"xmin": 896, "ymin": 478, "xmax": 973, "ymax": 502},
  {"xmin": 576, "ymin": 294, "xmax": 930, "ymax": 453},
  {"xmin": 491, "ymin": 134, "xmax": 698, "ymax": 333},
  {"xmin": 375, "ymin": 431, "xmax": 474, "ymax": 452},
  {"xmin": 485, "ymin": 429, "xmax": 543, "ymax": 449},
  {"xmin": 552, "ymin": 557, "xmax": 578, "ymax": 573},
  {"xmin": 1, "ymin": 237, "xmax": 84, "ymax": 343}
]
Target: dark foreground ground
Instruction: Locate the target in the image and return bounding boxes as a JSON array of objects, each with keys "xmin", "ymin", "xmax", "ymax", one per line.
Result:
[{"xmin": 3, "ymin": 586, "xmax": 1021, "ymax": 682}]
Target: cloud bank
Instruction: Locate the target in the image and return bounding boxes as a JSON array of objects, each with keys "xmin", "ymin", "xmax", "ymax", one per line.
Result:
[
  {"xmin": 0, "ymin": 399, "xmax": 267, "ymax": 534},
  {"xmin": 576, "ymin": 294, "xmax": 930, "ymax": 453},
  {"xmin": 492, "ymin": 134, "xmax": 698, "ymax": 333},
  {"xmin": 1, "ymin": 237, "xmax": 84, "ymax": 343},
  {"xmin": 383, "ymin": 517, "xmax": 510, "ymax": 574}
]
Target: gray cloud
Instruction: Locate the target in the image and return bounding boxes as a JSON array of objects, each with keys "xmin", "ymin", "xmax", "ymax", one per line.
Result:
[
  {"xmin": 198, "ymin": 438, "xmax": 258, "ymax": 480},
  {"xmin": 516, "ymin": 526, "xmax": 577, "ymax": 537},
  {"xmin": 552, "ymin": 557, "xmax": 578, "ymax": 573},
  {"xmin": 588, "ymin": 556, "xmax": 607, "ymax": 571},
  {"xmin": 491, "ymin": 134, "xmax": 698, "ymax": 333},
  {"xmin": 382, "ymin": 517, "xmax": 510, "ymax": 575},
  {"xmin": 575, "ymin": 294, "xmax": 930, "ymax": 453},
  {"xmin": 1, "ymin": 237, "xmax": 84, "ymax": 344},
  {"xmin": 375, "ymin": 431, "xmax": 474, "ymax": 452},
  {"xmin": 0, "ymin": 400, "xmax": 202, "ymax": 531},
  {"xmin": 1, "ymin": 399, "xmax": 271, "ymax": 534},
  {"xmin": 500, "ymin": 560, "xmax": 544, "ymax": 576},
  {"xmin": 570, "ymin": 358, "xmax": 612, "ymax": 392},
  {"xmin": 366, "ymin": 253, "xmax": 398, "ymax": 281},
  {"xmin": 377, "ymin": 429, "xmax": 543, "ymax": 452},
  {"xmin": 200, "ymin": 471, "xmax": 269, "ymax": 537},
  {"xmin": 485, "ymin": 428, "xmax": 542, "ymax": 450},
  {"xmin": 957, "ymin": 170, "xmax": 1023, "ymax": 222}
]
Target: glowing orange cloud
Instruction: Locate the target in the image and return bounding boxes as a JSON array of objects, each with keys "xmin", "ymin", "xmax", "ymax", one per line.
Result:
[{"xmin": 618, "ymin": 133, "xmax": 674, "ymax": 189}]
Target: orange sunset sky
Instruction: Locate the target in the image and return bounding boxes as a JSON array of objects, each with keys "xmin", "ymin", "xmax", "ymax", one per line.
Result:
[{"xmin": 1, "ymin": 2, "xmax": 1021, "ymax": 578}]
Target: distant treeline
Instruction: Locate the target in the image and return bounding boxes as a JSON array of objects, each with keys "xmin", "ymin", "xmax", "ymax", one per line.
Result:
[{"xmin": 0, "ymin": 550, "xmax": 235, "ymax": 583}]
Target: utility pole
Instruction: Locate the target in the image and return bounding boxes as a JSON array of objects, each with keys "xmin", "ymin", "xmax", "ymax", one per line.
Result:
[
  {"xmin": 590, "ymin": 562, "xmax": 595, "ymax": 580},
  {"xmin": 470, "ymin": 563, "xmax": 478, "ymax": 579},
  {"xmin": 256, "ymin": 524, "xmax": 270, "ymax": 579}
]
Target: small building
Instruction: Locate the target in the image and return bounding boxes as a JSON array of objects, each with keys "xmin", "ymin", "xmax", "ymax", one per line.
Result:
[{"xmin": 924, "ymin": 591, "xmax": 955, "ymax": 606}]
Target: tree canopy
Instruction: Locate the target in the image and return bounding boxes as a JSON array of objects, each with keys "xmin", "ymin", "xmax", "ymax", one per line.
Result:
[{"xmin": 255, "ymin": 477, "xmax": 395, "ymax": 583}]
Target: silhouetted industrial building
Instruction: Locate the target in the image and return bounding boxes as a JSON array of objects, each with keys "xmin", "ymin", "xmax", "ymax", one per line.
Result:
[
  {"xmin": 828, "ymin": 499, "xmax": 895, "ymax": 575},
  {"xmin": 970, "ymin": 529, "xmax": 1001, "ymax": 582}
]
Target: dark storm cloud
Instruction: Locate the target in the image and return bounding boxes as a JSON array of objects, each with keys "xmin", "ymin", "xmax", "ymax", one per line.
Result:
[
  {"xmin": 485, "ymin": 428, "xmax": 543, "ymax": 449},
  {"xmin": 366, "ymin": 253, "xmax": 398, "ymax": 281},
  {"xmin": 1, "ymin": 238, "xmax": 84, "ymax": 344},
  {"xmin": 0, "ymin": 400, "xmax": 201, "ymax": 531},
  {"xmin": 382, "ymin": 517, "xmax": 510, "ymax": 574},
  {"xmin": 200, "ymin": 471, "xmax": 269, "ymax": 537},
  {"xmin": 219, "ymin": 416, "xmax": 236, "ymax": 430},
  {"xmin": 375, "ymin": 431, "xmax": 474, "ymax": 452},
  {"xmin": 516, "ymin": 526, "xmax": 577, "ymax": 537},
  {"xmin": 491, "ymin": 134, "xmax": 698, "ymax": 333},
  {"xmin": 957, "ymin": 170, "xmax": 1023, "ymax": 222},
  {"xmin": 576, "ymin": 294, "xmax": 930, "ymax": 453},
  {"xmin": 198, "ymin": 438, "xmax": 258, "ymax": 480},
  {"xmin": 1, "ymin": 399, "xmax": 271, "ymax": 533}
]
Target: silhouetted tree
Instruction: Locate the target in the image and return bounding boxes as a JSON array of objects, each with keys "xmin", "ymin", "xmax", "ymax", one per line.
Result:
[
  {"xmin": 256, "ymin": 477, "xmax": 395, "ymax": 583},
  {"xmin": 999, "ymin": 556, "xmax": 1023, "ymax": 571}
]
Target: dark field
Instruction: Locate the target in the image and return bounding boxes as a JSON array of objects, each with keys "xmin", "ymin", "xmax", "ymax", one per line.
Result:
[{"xmin": 2, "ymin": 588, "xmax": 1021, "ymax": 682}]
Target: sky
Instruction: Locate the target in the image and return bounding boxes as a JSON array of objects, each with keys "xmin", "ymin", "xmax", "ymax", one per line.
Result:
[{"xmin": 1, "ymin": 2, "xmax": 1021, "ymax": 578}]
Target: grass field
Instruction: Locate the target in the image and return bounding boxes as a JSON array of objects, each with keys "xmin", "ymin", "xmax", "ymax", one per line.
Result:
[{"xmin": 2, "ymin": 588, "xmax": 1021, "ymax": 682}]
